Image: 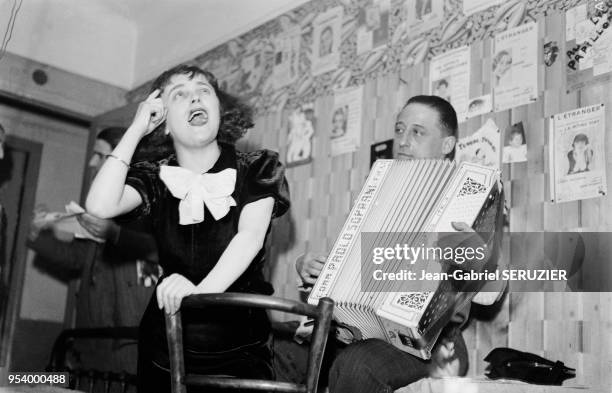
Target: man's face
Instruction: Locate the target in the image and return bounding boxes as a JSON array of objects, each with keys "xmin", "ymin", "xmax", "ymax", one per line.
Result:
[
  {"xmin": 88, "ymin": 138, "xmax": 112, "ymax": 175},
  {"xmin": 161, "ymin": 73, "xmax": 221, "ymax": 149},
  {"xmin": 394, "ymin": 103, "xmax": 454, "ymax": 160}
]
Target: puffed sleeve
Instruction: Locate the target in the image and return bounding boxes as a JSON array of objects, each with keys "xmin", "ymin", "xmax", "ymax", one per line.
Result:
[
  {"xmin": 242, "ymin": 150, "xmax": 290, "ymax": 218},
  {"xmin": 122, "ymin": 161, "xmax": 162, "ymax": 221}
]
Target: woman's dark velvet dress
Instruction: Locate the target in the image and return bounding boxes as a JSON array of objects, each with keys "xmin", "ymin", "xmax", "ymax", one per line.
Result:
[{"xmin": 124, "ymin": 144, "xmax": 290, "ymax": 392}]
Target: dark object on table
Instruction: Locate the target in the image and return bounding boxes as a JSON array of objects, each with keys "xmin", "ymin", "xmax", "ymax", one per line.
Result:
[{"xmin": 485, "ymin": 347, "xmax": 575, "ymax": 385}]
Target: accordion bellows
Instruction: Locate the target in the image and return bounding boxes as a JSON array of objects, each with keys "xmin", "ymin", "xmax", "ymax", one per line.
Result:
[{"xmin": 308, "ymin": 159, "xmax": 500, "ymax": 359}]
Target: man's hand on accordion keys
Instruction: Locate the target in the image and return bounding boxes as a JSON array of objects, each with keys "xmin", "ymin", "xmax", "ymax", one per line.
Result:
[{"xmin": 296, "ymin": 252, "xmax": 327, "ymax": 289}]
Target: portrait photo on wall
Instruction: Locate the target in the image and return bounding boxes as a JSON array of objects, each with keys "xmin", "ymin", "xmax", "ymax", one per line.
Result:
[
  {"xmin": 330, "ymin": 86, "xmax": 363, "ymax": 156},
  {"xmin": 330, "ymin": 105, "xmax": 348, "ymax": 139},
  {"xmin": 549, "ymin": 104, "xmax": 607, "ymax": 203},
  {"xmin": 355, "ymin": 0, "xmax": 390, "ymax": 55},
  {"xmin": 286, "ymin": 103, "xmax": 316, "ymax": 168},
  {"xmin": 432, "ymin": 78, "xmax": 451, "ymax": 102},
  {"xmin": 311, "ymin": 6, "xmax": 343, "ymax": 76},
  {"xmin": 502, "ymin": 121, "xmax": 527, "ymax": 163}
]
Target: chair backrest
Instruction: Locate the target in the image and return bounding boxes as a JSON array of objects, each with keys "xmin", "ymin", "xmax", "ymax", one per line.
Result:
[
  {"xmin": 47, "ymin": 327, "xmax": 139, "ymax": 392},
  {"xmin": 165, "ymin": 293, "xmax": 334, "ymax": 393}
]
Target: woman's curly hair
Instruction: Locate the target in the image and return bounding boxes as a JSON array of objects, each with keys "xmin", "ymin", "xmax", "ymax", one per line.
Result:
[{"xmin": 132, "ymin": 65, "xmax": 254, "ymax": 163}]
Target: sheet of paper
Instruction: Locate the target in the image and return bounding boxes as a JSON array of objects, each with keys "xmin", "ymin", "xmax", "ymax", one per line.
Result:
[
  {"xmin": 311, "ymin": 6, "xmax": 343, "ymax": 76},
  {"xmin": 456, "ymin": 119, "xmax": 501, "ymax": 170},
  {"xmin": 429, "ymin": 45, "xmax": 471, "ymax": 121},
  {"xmin": 492, "ymin": 22, "xmax": 538, "ymax": 111},
  {"xmin": 331, "ymin": 86, "xmax": 364, "ymax": 156},
  {"xmin": 549, "ymin": 104, "xmax": 607, "ymax": 203}
]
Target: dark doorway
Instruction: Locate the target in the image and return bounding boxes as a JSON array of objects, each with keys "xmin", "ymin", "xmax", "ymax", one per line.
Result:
[{"xmin": 0, "ymin": 135, "xmax": 42, "ymax": 367}]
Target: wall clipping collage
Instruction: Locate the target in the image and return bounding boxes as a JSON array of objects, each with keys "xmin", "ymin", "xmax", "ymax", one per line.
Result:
[{"xmin": 125, "ymin": 0, "xmax": 612, "ymax": 205}]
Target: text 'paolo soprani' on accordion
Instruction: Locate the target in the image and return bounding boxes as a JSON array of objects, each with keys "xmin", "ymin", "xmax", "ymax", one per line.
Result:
[{"xmin": 308, "ymin": 159, "xmax": 502, "ymax": 359}]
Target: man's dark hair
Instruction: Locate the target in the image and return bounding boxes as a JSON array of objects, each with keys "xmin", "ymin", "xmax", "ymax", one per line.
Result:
[
  {"xmin": 403, "ymin": 95, "xmax": 458, "ymax": 160},
  {"xmin": 134, "ymin": 64, "xmax": 254, "ymax": 162}
]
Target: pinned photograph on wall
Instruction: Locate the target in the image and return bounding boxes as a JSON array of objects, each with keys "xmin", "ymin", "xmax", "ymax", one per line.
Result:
[
  {"xmin": 286, "ymin": 103, "xmax": 316, "ymax": 168},
  {"xmin": 429, "ymin": 45, "xmax": 471, "ymax": 121},
  {"xmin": 331, "ymin": 86, "xmax": 363, "ymax": 156},
  {"xmin": 456, "ymin": 118, "xmax": 501, "ymax": 169},
  {"xmin": 370, "ymin": 139, "xmax": 393, "ymax": 167},
  {"xmin": 311, "ymin": 6, "xmax": 343, "ymax": 76},
  {"xmin": 492, "ymin": 22, "xmax": 538, "ymax": 112},
  {"xmin": 356, "ymin": 0, "xmax": 390, "ymax": 55},
  {"xmin": 466, "ymin": 94, "xmax": 492, "ymax": 118},
  {"xmin": 272, "ymin": 26, "xmax": 301, "ymax": 89},
  {"xmin": 404, "ymin": 0, "xmax": 444, "ymax": 36},
  {"xmin": 544, "ymin": 40, "xmax": 559, "ymax": 67},
  {"xmin": 502, "ymin": 122, "xmax": 527, "ymax": 163},
  {"xmin": 549, "ymin": 104, "xmax": 607, "ymax": 203},
  {"xmin": 565, "ymin": 4, "xmax": 612, "ymax": 91},
  {"xmin": 137, "ymin": 260, "xmax": 163, "ymax": 288},
  {"xmin": 462, "ymin": 0, "xmax": 504, "ymax": 16}
]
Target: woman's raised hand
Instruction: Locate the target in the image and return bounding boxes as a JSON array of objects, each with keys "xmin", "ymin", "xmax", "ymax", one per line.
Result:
[{"xmin": 131, "ymin": 89, "xmax": 166, "ymax": 137}]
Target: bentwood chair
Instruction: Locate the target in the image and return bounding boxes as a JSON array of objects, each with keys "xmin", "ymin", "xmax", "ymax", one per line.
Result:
[{"xmin": 165, "ymin": 293, "xmax": 334, "ymax": 393}]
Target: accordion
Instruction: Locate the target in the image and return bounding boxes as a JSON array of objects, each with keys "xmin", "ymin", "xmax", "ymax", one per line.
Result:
[{"xmin": 308, "ymin": 159, "xmax": 501, "ymax": 359}]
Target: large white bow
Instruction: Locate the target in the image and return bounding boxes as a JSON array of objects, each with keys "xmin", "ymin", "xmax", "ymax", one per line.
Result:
[{"xmin": 159, "ymin": 166, "xmax": 237, "ymax": 225}]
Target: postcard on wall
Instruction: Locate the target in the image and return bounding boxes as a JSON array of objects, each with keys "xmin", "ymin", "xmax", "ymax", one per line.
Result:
[
  {"xmin": 286, "ymin": 103, "xmax": 316, "ymax": 168},
  {"xmin": 502, "ymin": 122, "xmax": 527, "ymax": 163},
  {"xmin": 429, "ymin": 45, "xmax": 471, "ymax": 121},
  {"xmin": 404, "ymin": 0, "xmax": 445, "ymax": 36},
  {"xmin": 462, "ymin": 0, "xmax": 504, "ymax": 16},
  {"xmin": 549, "ymin": 104, "xmax": 607, "ymax": 203},
  {"xmin": 466, "ymin": 94, "xmax": 492, "ymax": 118},
  {"xmin": 356, "ymin": 0, "xmax": 390, "ymax": 55},
  {"xmin": 273, "ymin": 26, "xmax": 301, "ymax": 89},
  {"xmin": 312, "ymin": 6, "xmax": 343, "ymax": 76},
  {"xmin": 492, "ymin": 22, "xmax": 538, "ymax": 112},
  {"xmin": 565, "ymin": 4, "xmax": 612, "ymax": 92},
  {"xmin": 456, "ymin": 118, "xmax": 501, "ymax": 170},
  {"xmin": 331, "ymin": 86, "xmax": 364, "ymax": 156}
]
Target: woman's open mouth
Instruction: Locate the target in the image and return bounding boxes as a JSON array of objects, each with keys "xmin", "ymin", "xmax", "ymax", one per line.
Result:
[{"xmin": 188, "ymin": 108, "xmax": 209, "ymax": 126}]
